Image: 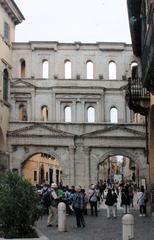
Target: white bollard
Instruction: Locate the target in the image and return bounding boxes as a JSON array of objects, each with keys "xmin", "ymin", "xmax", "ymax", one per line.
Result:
[
  {"xmin": 58, "ymin": 202, "xmax": 67, "ymax": 232},
  {"xmin": 122, "ymin": 214, "xmax": 134, "ymax": 240}
]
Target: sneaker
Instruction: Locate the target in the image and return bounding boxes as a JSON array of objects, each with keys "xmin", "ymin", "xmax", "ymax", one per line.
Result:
[
  {"xmin": 139, "ymin": 214, "xmax": 142, "ymax": 217},
  {"xmin": 143, "ymin": 214, "xmax": 146, "ymax": 217}
]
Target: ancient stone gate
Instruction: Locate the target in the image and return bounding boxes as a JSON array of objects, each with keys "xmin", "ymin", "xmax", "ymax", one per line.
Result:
[{"xmin": 8, "ymin": 42, "xmax": 148, "ymax": 188}]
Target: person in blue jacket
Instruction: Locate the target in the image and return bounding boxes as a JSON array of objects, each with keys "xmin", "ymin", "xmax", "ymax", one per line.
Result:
[{"xmin": 72, "ymin": 185, "xmax": 85, "ymax": 228}]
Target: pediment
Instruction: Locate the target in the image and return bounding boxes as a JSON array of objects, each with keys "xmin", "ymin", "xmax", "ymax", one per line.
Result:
[
  {"xmin": 8, "ymin": 124, "xmax": 74, "ymax": 137},
  {"xmin": 82, "ymin": 125, "xmax": 145, "ymax": 138},
  {"xmin": 11, "ymin": 79, "xmax": 35, "ymax": 88}
]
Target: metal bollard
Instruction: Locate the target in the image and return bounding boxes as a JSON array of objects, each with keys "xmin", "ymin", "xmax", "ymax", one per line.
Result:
[
  {"xmin": 122, "ymin": 214, "xmax": 134, "ymax": 240},
  {"xmin": 58, "ymin": 202, "xmax": 67, "ymax": 232}
]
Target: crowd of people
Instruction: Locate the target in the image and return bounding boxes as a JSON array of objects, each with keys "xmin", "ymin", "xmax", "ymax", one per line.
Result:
[{"xmin": 36, "ymin": 179, "xmax": 149, "ymax": 229}]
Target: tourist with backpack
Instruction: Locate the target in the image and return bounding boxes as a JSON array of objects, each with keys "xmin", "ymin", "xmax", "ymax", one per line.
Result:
[
  {"xmin": 47, "ymin": 183, "xmax": 61, "ymax": 227},
  {"xmin": 42, "ymin": 184, "xmax": 51, "ymax": 211}
]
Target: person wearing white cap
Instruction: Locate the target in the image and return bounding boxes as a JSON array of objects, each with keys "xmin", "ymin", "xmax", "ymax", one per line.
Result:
[{"xmin": 47, "ymin": 182, "xmax": 60, "ymax": 227}]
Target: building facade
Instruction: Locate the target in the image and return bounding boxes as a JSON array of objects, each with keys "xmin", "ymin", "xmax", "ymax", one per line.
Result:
[
  {"xmin": 7, "ymin": 41, "xmax": 148, "ymax": 188},
  {"xmin": 0, "ymin": 1, "xmax": 150, "ymax": 190},
  {"xmin": 127, "ymin": 0, "xmax": 154, "ymax": 210},
  {"xmin": 0, "ymin": 0, "xmax": 24, "ymax": 170}
]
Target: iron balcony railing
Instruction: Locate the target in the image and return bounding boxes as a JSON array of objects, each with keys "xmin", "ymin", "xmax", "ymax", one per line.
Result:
[{"xmin": 126, "ymin": 77, "xmax": 150, "ymax": 115}]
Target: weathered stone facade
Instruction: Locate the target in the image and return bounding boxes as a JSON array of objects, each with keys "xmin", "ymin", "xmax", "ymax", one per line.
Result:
[
  {"xmin": 8, "ymin": 41, "xmax": 148, "ymax": 188},
  {"xmin": 0, "ymin": 0, "xmax": 24, "ymax": 169}
]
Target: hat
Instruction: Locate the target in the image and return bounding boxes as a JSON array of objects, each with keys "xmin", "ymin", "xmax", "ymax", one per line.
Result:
[{"xmin": 51, "ymin": 183, "xmax": 58, "ymax": 188}]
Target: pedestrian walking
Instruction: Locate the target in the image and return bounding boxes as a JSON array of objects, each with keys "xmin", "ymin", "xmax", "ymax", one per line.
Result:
[
  {"xmin": 137, "ymin": 185, "xmax": 146, "ymax": 216},
  {"xmin": 128, "ymin": 184, "xmax": 134, "ymax": 207},
  {"xmin": 88, "ymin": 184, "xmax": 98, "ymax": 216},
  {"xmin": 121, "ymin": 185, "xmax": 130, "ymax": 214},
  {"xmin": 72, "ymin": 186, "xmax": 85, "ymax": 228},
  {"xmin": 82, "ymin": 188, "xmax": 88, "ymax": 215},
  {"xmin": 47, "ymin": 183, "xmax": 60, "ymax": 227},
  {"xmin": 112, "ymin": 188, "xmax": 118, "ymax": 217},
  {"xmin": 105, "ymin": 188, "xmax": 116, "ymax": 218}
]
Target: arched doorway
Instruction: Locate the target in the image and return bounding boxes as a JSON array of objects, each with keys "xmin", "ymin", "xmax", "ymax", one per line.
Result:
[
  {"xmin": 98, "ymin": 154, "xmax": 136, "ymax": 185},
  {"xmin": 21, "ymin": 153, "xmax": 62, "ymax": 186}
]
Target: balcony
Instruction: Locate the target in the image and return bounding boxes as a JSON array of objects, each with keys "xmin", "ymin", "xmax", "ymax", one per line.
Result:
[{"xmin": 126, "ymin": 77, "xmax": 150, "ymax": 115}]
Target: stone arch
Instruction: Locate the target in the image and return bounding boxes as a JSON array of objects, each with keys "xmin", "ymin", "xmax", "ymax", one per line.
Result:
[
  {"xmin": 21, "ymin": 149, "xmax": 62, "ymax": 185},
  {"xmin": 95, "ymin": 148, "xmax": 148, "ymax": 184},
  {"xmin": 97, "ymin": 149, "xmax": 136, "ymax": 166},
  {"xmin": 21, "ymin": 149, "xmax": 61, "ymax": 166},
  {"xmin": 90, "ymin": 151, "xmax": 137, "ymax": 186}
]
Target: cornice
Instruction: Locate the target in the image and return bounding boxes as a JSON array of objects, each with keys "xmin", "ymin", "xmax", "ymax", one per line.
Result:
[{"xmin": 0, "ymin": 0, "xmax": 25, "ymax": 25}]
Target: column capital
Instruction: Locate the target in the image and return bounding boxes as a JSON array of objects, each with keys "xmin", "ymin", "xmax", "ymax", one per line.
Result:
[
  {"xmin": 84, "ymin": 146, "xmax": 91, "ymax": 153},
  {"xmin": 69, "ymin": 145, "xmax": 76, "ymax": 151}
]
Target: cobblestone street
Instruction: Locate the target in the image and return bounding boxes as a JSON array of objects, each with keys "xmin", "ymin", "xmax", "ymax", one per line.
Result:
[{"xmin": 37, "ymin": 206, "xmax": 154, "ymax": 240}]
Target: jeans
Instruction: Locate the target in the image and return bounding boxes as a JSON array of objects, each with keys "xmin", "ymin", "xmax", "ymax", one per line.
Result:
[
  {"xmin": 74, "ymin": 208, "xmax": 85, "ymax": 227},
  {"xmin": 89, "ymin": 201, "xmax": 97, "ymax": 216}
]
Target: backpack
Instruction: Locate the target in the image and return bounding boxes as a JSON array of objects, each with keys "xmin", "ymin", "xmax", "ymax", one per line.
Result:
[{"xmin": 42, "ymin": 189, "xmax": 51, "ymax": 207}]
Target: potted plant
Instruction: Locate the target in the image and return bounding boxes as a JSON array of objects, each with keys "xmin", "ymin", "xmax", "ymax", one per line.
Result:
[{"xmin": 0, "ymin": 171, "xmax": 43, "ymax": 238}]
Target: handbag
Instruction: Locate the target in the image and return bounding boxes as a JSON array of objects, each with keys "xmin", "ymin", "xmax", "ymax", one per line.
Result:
[{"xmin": 89, "ymin": 190, "xmax": 96, "ymax": 202}]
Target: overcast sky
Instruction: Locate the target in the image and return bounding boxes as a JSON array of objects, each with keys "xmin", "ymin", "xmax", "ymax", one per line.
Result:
[{"xmin": 14, "ymin": 0, "xmax": 131, "ymax": 44}]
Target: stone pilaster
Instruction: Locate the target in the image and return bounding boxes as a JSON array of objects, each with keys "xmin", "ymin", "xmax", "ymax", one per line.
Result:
[
  {"xmin": 69, "ymin": 146, "xmax": 75, "ymax": 186},
  {"xmin": 84, "ymin": 146, "xmax": 91, "ymax": 188}
]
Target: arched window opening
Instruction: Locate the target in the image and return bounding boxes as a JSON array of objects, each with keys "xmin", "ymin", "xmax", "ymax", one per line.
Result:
[
  {"xmin": 110, "ymin": 107, "xmax": 118, "ymax": 123},
  {"xmin": 42, "ymin": 60, "xmax": 49, "ymax": 79},
  {"xmin": 19, "ymin": 104, "xmax": 27, "ymax": 121},
  {"xmin": 3, "ymin": 69, "xmax": 9, "ymax": 102},
  {"xmin": 64, "ymin": 106, "xmax": 71, "ymax": 122},
  {"xmin": 65, "ymin": 60, "xmax": 71, "ymax": 79},
  {"xmin": 134, "ymin": 113, "xmax": 141, "ymax": 123},
  {"xmin": 109, "ymin": 61, "xmax": 116, "ymax": 80},
  {"xmin": 42, "ymin": 106, "xmax": 48, "ymax": 121},
  {"xmin": 20, "ymin": 59, "xmax": 26, "ymax": 78},
  {"xmin": 86, "ymin": 61, "xmax": 93, "ymax": 79},
  {"xmin": 131, "ymin": 62, "xmax": 138, "ymax": 79},
  {"xmin": 87, "ymin": 107, "xmax": 95, "ymax": 122}
]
